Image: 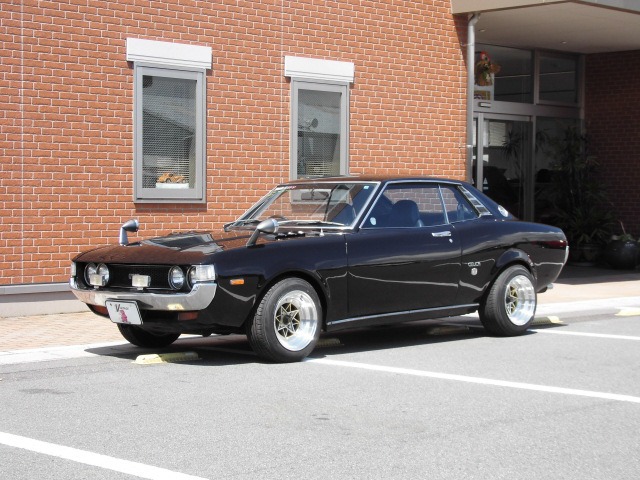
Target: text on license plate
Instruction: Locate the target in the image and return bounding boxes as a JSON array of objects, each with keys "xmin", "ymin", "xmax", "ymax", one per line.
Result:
[{"xmin": 106, "ymin": 300, "xmax": 143, "ymax": 325}]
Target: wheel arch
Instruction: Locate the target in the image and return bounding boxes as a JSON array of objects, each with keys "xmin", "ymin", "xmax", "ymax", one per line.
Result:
[
  {"xmin": 243, "ymin": 270, "xmax": 329, "ymax": 331},
  {"xmin": 494, "ymin": 248, "xmax": 536, "ymax": 282},
  {"xmin": 481, "ymin": 249, "xmax": 536, "ymax": 303}
]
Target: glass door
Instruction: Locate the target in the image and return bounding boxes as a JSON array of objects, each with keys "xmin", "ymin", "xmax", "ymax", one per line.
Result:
[{"xmin": 473, "ymin": 114, "xmax": 533, "ymax": 220}]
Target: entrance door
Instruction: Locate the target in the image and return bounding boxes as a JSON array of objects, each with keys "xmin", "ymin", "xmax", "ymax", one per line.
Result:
[{"xmin": 473, "ymin": 115, "xmax": 533, "ymax": 220}]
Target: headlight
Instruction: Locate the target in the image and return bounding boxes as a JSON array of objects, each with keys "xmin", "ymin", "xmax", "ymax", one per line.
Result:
[
  {"xmin": 169, "ymin": 266, "xmax": 185, "ymax": 290},
  {"xmin": 84, "ymin": 263, "xmax": 97, "ymax": 285},
  {"xmin": 188, "ymin": 265, "xmax": 216, "ymax": 287},
  {"xmin": 97, "ymin": 264, "xmax": 110, "ymax": 285},
  {"xmin": 85, "ymin": 263, "xmax": 109, "ymax": 287}
]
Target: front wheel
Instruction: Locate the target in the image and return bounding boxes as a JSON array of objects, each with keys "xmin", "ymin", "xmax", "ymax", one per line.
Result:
[
  {"xmin": 480, "ymin": 265, "xmax": 536, "ymax": 336},
  {"xmin": 117, "ymin": 324, "xmax": 180, "ymax": 348},
  {"xmin": 247, "ymin": 278, "xmax": 322, "ymax": 362}
]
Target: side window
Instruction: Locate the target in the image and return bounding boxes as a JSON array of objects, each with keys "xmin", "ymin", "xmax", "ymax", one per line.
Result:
[
  {"xmin": 441, "ymin": 185, "xmax": 479, "ymax": 223},
  {"xmin": 133, "ymin": 65, "xmax": 206, "ymax": 203},
  {"xmin": 363, "ymin": 184, "xmax": 446, "ymax": 228}
]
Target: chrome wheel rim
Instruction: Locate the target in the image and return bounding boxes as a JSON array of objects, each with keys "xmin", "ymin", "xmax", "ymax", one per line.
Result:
[
  {"xmin": 504, "ymin": 275, "xmax": 536, "ymax": 326},
  {"xmin": 273, "ymin": 290, "xmax": 318, "ymax": 351}
]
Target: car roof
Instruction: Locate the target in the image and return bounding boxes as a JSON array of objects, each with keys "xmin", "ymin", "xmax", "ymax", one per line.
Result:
[{"xmin": 281, "ymin": 175, "xmax": 467, "ymax": 186}]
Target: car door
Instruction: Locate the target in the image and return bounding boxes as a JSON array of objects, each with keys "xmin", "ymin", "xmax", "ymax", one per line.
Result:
[{"xmin": 346, "ymin": 182, "xmax": 461, "ymax": 318}]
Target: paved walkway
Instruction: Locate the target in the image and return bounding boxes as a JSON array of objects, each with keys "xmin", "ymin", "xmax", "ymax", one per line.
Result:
[{"xmin": 1, "ymin": 266, "xmax": 639, "ymax": 352}]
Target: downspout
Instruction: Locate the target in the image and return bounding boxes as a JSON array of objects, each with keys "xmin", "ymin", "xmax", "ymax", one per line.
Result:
[{"xmin": 466, "ymin": 13, "xmax": 480, "ymax": 183}]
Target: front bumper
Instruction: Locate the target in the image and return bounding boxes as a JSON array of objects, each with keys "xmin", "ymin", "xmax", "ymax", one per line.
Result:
[{"xmin": 69, "ymin": 278, "xmax": 217, "ymax": 311}]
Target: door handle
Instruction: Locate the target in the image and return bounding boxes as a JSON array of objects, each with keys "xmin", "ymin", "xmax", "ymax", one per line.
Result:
[{"xmin": 432, "ymin": 231, "xmax": 452, "ymax": 238}]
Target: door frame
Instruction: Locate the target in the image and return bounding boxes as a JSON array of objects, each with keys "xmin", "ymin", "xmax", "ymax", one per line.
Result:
[{"xmin": 473, "ymin": 113, "xmax": 535, "ymax": 220}]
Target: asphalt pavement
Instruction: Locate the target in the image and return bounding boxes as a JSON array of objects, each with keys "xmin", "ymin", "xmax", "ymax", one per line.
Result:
[
  {"xmin": 1, "ymin": 265, "xmax": 639, "ymax": 352},
  {"xmin": 1, "ymin": 265, "xmax": 639, "ymax": 480}
]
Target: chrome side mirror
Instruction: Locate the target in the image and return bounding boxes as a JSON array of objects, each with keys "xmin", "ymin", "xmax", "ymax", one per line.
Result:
[
  {"xmin": 246, "ymin": 219, "xmax": 278, "ymax": 247},
  {"xmin": 119, "ymin": 219, "xmax": 140, "ymax": 246}
]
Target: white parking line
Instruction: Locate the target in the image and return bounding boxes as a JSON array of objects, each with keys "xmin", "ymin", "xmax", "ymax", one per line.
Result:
[
  {"xmin": 0, "ymin": 342, "xmax": 124, "ymax": 365},
  {"xmin": 531, "ymin": 329, "xmax": 640, "ymax": 341},
  {"xmin": 536, "ymin": 297, "xmax": 640, "ymax": 315},
  {"xmin": 306, "ymin": 358, "xmax": 640, "ymax": 404},
  {"xmin": 0, "ymin": 432, "xmax": 209, "ymax": 480}
]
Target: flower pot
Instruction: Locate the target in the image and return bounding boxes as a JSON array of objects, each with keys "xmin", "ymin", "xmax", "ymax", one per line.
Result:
[{"xmin": 604, "ymin": 240, "xmax": 639, "ymax": 269}]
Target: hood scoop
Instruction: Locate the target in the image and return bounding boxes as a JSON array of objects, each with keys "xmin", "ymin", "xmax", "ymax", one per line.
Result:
[{"xmin": 148, "ymin": 232, "xmax": 216, "ymax": 251}]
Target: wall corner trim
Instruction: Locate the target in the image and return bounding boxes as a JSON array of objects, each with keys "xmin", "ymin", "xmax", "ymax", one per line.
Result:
[
  {"xmin": 126, "ymin": 38, "xmax": 212, "ymax": 70},
  {"xmin": 284, "ymin": 56, "xmax": 355, "ymax": 83}
]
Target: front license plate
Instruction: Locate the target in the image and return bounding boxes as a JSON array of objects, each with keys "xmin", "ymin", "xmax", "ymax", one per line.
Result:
[{"xmin": 106, "ymin": 300, "xmax": 143, "ymax": 325}]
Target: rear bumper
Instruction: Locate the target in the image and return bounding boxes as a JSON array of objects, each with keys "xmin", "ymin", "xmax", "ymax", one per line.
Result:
[{"xmin": 69, "ymin": 278, "xmax": 217, "ymax": 311}]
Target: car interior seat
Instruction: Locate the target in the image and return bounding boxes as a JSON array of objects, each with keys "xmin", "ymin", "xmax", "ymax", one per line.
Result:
[
  {"xmin": 331, "ymin": 203, "xmax": 356, "ymax": 225},
  {"xmin": 388, "ymin": 200, "xmax": 423, "ymax": 227}
]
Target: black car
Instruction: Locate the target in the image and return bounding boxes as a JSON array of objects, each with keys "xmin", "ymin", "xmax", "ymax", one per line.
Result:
[{"xmin": 70, "ymin": 176, "xmax": 568, "ymax": 362}]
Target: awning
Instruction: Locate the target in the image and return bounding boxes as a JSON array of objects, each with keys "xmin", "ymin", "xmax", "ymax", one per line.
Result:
[{"xmin": 451, "ymin": 0, "xmax": 640, "ymax": 54}]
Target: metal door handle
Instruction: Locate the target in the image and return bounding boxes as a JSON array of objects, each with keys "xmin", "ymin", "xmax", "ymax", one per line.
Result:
[{"xmin": 432, "ymin": 231, "xmax": 452, "ymax": 238}]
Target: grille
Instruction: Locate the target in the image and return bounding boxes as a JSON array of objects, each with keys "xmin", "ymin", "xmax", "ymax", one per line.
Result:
[{"xmin": 93, "ymin": 264, "xmax": 185, "ymax": 291}]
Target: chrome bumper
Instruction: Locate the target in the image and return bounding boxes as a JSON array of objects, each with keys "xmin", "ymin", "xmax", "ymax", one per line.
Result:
[{"xmin": 69, "ymin": 278, "xmax": 217, "ymax": 311}]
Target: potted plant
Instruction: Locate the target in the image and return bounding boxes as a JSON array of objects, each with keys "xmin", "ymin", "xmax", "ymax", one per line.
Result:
[
  {"xmin": 548, "ymin": 127, "xmax": 613, "ymax": 265},
  {"xmin": 604, "ymin": 222, "xmax": 639, "ymax": 269}
]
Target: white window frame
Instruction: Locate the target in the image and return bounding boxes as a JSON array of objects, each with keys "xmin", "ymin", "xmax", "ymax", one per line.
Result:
[
  {"xmin": 127, "ymin": 38, "xmax": 210, "ymax": 203},
  {"xmin": 290, "ymin": 81, "xmax": 349, "ymax": 179},
  {"xmin": 285, "ymin": 56, "xmax": 354, "ymax": 180}
]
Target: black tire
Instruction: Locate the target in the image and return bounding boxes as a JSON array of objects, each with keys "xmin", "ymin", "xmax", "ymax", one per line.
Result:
[
  {"xmin": 480, "ymin": 265, "xmax": 536, "ymax": 336},
  {"xmin": 117, "ymin": 323, "xmax": 180, "ymax": 348},
  {"xmin": 247, "ymin": 278, "xmax": 322, "ymax": 362}
]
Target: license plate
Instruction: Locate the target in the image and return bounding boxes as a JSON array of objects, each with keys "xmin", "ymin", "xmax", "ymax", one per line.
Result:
[{"xmin": 106, "ymin": 300, "xmax": 143, "ymax": 325}]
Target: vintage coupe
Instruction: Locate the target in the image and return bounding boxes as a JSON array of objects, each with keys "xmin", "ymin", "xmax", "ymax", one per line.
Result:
[{"xmin": 70, "ymin": 177, "xmax": 568, "ymax": 362}]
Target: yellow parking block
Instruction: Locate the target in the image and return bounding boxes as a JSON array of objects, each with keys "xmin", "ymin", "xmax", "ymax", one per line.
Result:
[
  {"xmin": 134, "ymin": 351, "xmax": 199, "ymax": 365},
  {"xmin": 616, "ymin": 308, "xmax": 640, "ymax": 317},
  {"xmin": 531, "ymin": 316, "xmax": 563, "ymax": 326}
]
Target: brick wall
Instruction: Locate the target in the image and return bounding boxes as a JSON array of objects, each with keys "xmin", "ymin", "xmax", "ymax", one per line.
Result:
[
  {"xmin": 585, "ymin": 50, "xmax": 640, "ymax": 237},
  {"xmin": 1, "ymin": 0, "xmax": 467, "ymax": 285}
]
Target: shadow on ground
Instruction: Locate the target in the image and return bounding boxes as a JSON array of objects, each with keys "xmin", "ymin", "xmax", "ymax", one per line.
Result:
[{"xmin": 84, "ymin": 316, "xmax": 566, "ymax": 366}]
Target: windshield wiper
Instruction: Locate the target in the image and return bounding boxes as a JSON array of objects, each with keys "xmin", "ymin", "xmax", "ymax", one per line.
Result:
[
  {"xmin": 279, "ymin": 220, "xmax": 346, "ymax": 227},
  {"xmin": 224, "ymin": 219, "xmax": 262, "ymax": 231}
]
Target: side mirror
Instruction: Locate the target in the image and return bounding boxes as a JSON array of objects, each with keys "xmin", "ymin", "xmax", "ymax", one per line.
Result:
[
  {"xmin": 246, "ymin": 219, "xmax": 279, "ymax": 247},
  {"xmin": 119, "ymin": 219, "xmax": 140, "ymax": 246}
]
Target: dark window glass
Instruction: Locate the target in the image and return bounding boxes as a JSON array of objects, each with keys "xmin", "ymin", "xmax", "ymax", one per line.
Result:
[
  {"xmin": 476, "ymin": 45, "xmax": 533, "ymax": 103},
  {"xmin": 539, "ymin": 54, "xmax": 578, "ymax": 104}
]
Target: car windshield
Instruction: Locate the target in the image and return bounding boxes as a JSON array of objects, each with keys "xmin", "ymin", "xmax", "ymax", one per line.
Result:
[{"xmin": 231, "ymin": 182, "xmax": 379, "ymax": 229}]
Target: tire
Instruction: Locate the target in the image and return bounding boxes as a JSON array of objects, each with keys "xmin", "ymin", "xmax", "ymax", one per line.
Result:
[
  {"xmin": 247, "ymin": 278, "xmax": 322, "ymax": 362},
  {"xmin": 117, "ymin": 323, "xmax": 180, "ymax": 348},
  {"xmin": 480, "ymin": 265, "xmax": 536, "ymax": 336}
]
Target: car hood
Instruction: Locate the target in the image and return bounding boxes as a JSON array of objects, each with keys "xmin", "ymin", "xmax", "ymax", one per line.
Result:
[{"xmin": 73, "ymin": 231, "xmax": 253, "ymax": 265}]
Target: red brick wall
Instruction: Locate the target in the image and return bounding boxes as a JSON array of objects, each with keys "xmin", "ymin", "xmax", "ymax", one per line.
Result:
[
  {"xmin": 1, "ymin": 0, "xmax": 466, "ymax": 285},
  {"xmin": 585, "ymin": 50, "xmax": 640, "ymax": 238}
]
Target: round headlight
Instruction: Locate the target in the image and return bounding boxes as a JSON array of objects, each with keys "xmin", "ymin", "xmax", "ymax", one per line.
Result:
[
  {"xmin": 84, "ymin": 263, "xmax": 97, "ymax": 284},
  {"xmin": 169, "ymin": 266, "xmax": 185, "ymax": 290},
  {"xmin": 97, "ymin": 263, "xmax": 110, "ymax": 285}
]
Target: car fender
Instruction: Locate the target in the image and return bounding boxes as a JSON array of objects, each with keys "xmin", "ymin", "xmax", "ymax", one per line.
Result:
[
  {"xmin": 258, "ymin": 269, "xmax": 330, "ymax": 322},
  {"xmin": 254, "ymin": 252, "xmax": 345, "ymax": 327},
  {"xmin": 211, "ymin": 235, "xmax": 348, "ymax": 327},
  {"xmin": 494, "ymin": 248, "xmax": 536, "ymax": 280}
]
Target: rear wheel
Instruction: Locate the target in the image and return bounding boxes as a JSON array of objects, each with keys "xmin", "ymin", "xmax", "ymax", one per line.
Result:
[
  {"xmin": 117, "ymin": 324, "xmax": 180, "ymax": 348},
  {"xmin": 480, "ymin": 265, "xmax": 536, "ymax": 336},
  {"xmin": 247, "ymin": 278, "xmax": 322, "ymax": 362}
]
